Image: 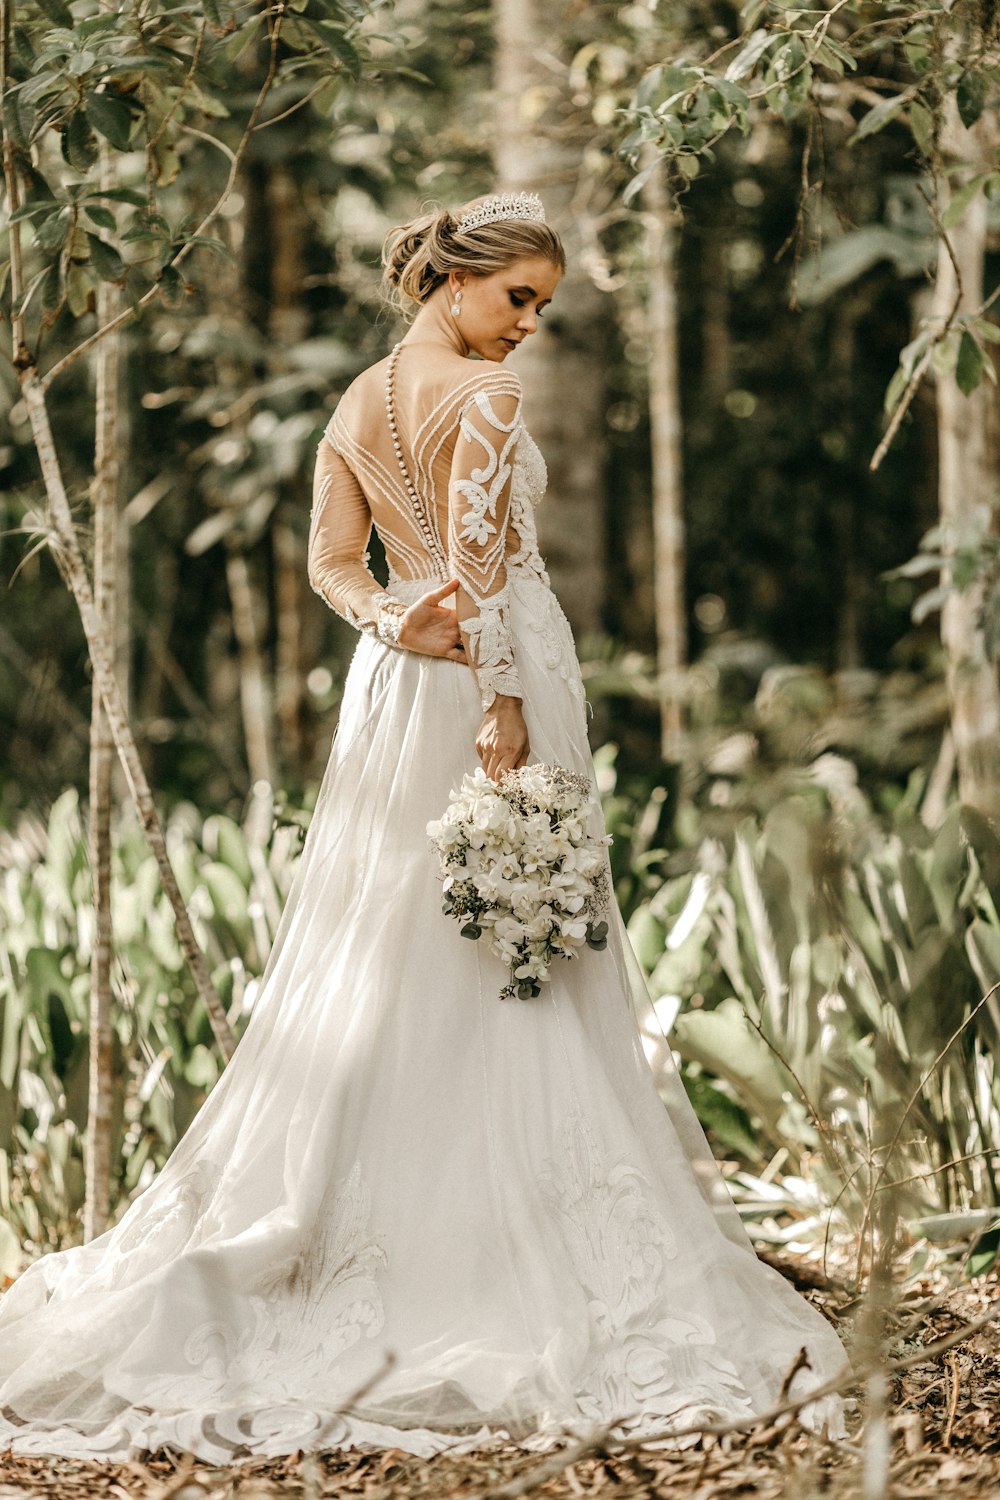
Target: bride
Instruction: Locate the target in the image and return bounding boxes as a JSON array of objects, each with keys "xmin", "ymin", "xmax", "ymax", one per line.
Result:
[{"xmin": 0, "ymin": 192, "xmax": 850, "ymax": 1464}]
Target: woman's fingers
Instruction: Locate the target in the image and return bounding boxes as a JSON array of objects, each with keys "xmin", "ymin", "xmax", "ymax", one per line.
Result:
[{"xmin": 423, "ymin": 577, "xmax": 460, "ymax": 606}]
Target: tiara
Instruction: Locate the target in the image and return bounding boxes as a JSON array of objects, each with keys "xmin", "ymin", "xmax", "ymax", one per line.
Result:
[{"xmin": 456, "ymin": 192, "xmax": 546, "ymax": 234}]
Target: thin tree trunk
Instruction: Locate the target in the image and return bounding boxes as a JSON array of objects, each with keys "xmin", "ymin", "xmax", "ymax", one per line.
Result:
[
  {"xmin": 273, "ymin": 517, "xmax": 304, "ymax": 772},
  {"xmin": 85, "ymin": 143, "xmax": 119, "ymax": 1242},
  {"xmin": 645, "ymin": 161, "xmax": 687, "ymax": 763},
  {"xmin": 225, "ymin": 546, "xmax": 277, "ymax": 789},
  {"xmin": 493, "ymin": 0, "xmax": 607, "ymax": 643},
  {"xmin": 22, "ymin": 380, "xmax": 236, "ymax": 1061},
  {"xmin": 934, "ymin": 110, "xmax": 1000, "ymax": 818}
]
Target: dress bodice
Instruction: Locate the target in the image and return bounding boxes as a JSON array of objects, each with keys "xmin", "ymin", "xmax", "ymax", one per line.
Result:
[{"xmin": 308, "ymin": 304, "xmax": 553, "ymax": 710}]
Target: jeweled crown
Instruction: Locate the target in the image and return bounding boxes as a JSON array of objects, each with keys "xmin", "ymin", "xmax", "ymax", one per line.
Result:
[{"xmin": 456, "ymin": 192, "xmax": 546, "ymax": 235}]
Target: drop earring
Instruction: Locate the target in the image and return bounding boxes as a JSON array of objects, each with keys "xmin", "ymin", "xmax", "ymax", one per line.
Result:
[{"xmin": 450, "ymin": 288, "xmax": 463, "ymax": 317}]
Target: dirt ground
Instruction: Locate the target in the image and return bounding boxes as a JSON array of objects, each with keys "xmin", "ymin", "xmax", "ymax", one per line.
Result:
[{"xmin": 1, "ymin": 1264, "xmax": 998, "ymax": 1500}]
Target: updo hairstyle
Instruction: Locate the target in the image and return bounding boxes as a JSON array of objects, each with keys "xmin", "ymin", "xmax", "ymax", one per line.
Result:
[{"xmin": 382, "ymin": 197, "xmax": 566, "ymax": 314}]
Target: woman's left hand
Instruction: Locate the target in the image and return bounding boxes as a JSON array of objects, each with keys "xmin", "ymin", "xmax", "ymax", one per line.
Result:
[{"xmin": 397, "ymin": 577, "xmax": 466, "ymax": 661}]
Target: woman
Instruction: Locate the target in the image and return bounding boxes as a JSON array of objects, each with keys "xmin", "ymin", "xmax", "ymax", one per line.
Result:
[{"xmin": 0, "ymin": 193, "xmax": 849, "ymax": 1463}]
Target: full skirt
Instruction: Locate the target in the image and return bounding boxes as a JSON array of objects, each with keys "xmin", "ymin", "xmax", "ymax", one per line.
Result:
[{"xmin": 0, "ymin": 574, "xmax": 850, "ymax": 1462}]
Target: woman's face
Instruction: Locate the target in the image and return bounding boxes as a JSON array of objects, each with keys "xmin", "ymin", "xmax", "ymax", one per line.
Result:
[{"xmin": 448, "ymin": 256, "xmax": 562, "ymax": 362}]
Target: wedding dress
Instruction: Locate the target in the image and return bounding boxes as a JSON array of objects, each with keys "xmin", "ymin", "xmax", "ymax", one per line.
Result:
[{"xmin": 0, "ymin": 298, "xmax": 849, "ymax": 1464}]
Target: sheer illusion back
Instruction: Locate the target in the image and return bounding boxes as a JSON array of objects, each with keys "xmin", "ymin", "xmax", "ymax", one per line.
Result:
[{"xmin": 309, "ymin": 302, "xmax": 534, "ymax": 708}]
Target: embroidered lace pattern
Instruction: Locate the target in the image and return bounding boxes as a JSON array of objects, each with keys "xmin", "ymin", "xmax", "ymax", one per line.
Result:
[
  {"xmin": 447, "ymin": 379, "xmax": 524, "ymax": 708},
  {"xmin": 310, "ymin": 361, "xmax": 538, "ymax": 711},
  {"xmin": 538, "ymin": 1113, "xmax": 756, "ymax": 1434}
]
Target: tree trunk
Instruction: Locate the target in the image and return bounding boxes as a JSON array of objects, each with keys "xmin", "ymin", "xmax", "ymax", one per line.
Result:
[
  {"xmin": 492, "ymin": 0, "xmax": 607, "ymax": 643},
  {"xmin": 644, "ymin": 162, "xmax": 687, "ymax": 763},
  {"xmin": 85, "ymin": 144, "xmax": 120, "ymax": 1241},
  {"xmin": 273, "ymin": 517, "xmax": 305, "ymax": 772},
  {"xmin": 225, "ymin": 546, "xmax": 277, "ymax": 789},
  {"xmin": 20, "ymin": 380, "xmax": 236, "ymax": 1062},
  {"xmin": 934, "ymin": 111, "xmax": 1000, "ymax": 819}
]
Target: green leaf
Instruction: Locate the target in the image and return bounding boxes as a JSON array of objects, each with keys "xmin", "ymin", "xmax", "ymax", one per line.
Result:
[
  {"xmin": 85, "ymin": 232, "xmax": 125, "ymax": 282},
  {"xmin": 957, "ymin": 70, "xmax": 989, "ymax": 130},
  {"xmin": 968, "ymin": 1227, "xmax": 1000, "ymax": 1279},
  {"xmin": 12, "ymin": 24, "xmax": 37, "ymax": 70},
  {"xmin": 34, "ymin": 210, "xmax": 69, "ymax": 251},
  {"xmin": 65, "ymin": 262, "xmax": 93, "ymax": 317},
  {"xmin": 85, "ymin": 91, "xmax": 133, "ymax": 150},
  {"xmin": 942, "ymin": 175, "xmax": 988, "ymax": 230},
  {"xmin": 908, "ymin": 101, "xmax": 934, "ymax": 158},
  {"xmin": 2, "ymin": 89, "xmax": 34, "ymax": 150},
  {"xmin": 851, "ymin": 94, "xmax": 906, "ymax": 143},
  {"xmin": 63, "ymin": 110, "xmax": 98, "ymax": 171},
  {"xmin": 156, "ymin": 263, "xmax": 187, "ymax": 307},
  {"xmin": 83, "ymin": 203, "xmax": 116, "ymax": 230},
  {"xmin": 956, "ymin": 330, "xmax": 986, "ymax": 397},
  {"xmin": 41, "ymin": 260, "xmax": 63, "ymax": 315},
  {"xmin": 93, "ymin": 186, "xmax": 148, "ymax": 207},
  {"xmin": 34, "ymin": 0, "xmax": 73, "ymax": 24},
  {"xmin": 724, "ymin": 29, "xmax": 773, "ymax": 82},
  {"xmin": 297, "ymin": 16, "xmax": 362, "ymax": 76},
  {"xmin": 970, "ymin": 315, "xmax": 1000, "ymax": 345}
]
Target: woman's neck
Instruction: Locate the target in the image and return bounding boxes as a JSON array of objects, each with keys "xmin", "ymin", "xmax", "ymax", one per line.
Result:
[{"xmin": 401, "ymin": 288, "xmax": 470, "ymax": 357}]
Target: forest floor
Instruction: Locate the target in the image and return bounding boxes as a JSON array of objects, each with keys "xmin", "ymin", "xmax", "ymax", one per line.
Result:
[{"xmin": 1, "ymin": 1262, "xmax": 997, "ymax": 1500}]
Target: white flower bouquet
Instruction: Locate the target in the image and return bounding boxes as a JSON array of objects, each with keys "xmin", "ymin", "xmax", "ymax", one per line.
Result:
[{"xmin": 427, "ymin": 764, "xmax": 612, "ymax": 1000}]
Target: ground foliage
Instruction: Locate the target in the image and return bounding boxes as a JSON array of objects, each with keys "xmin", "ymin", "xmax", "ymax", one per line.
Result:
[{"xmin": 0, "ymin": 1268, "xmax": 997, "ymax": 1499}]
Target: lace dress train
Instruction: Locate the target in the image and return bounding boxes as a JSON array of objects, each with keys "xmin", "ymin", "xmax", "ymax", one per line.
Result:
[{"xmin": 0, "ymin": 323, "xmax": 850, "ymax": 1462}]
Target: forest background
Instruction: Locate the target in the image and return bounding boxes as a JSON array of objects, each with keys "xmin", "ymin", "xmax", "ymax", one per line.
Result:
[{"xmin": 1, "ymin": 0, "xmax": 999, "ymax": 1338}]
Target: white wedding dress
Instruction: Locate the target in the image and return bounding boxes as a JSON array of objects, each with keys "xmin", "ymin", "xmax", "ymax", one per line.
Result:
[{"xmin": 0, "ymin": 302, "xmax": 849, "ymax": 1463}]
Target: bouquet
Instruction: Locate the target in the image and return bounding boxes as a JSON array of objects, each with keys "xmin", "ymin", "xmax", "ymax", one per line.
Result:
[{"xmin": 427, "ymin": 764, "xmax": 611, "ymax": 1000}]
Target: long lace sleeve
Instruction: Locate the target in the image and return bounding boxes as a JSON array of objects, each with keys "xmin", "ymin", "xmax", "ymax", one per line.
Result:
[
  {"xmin": 309, "ymin": 430, "xmax": 407, "ymax": 648},
  {"xmin": 448, "ymin": 377, "xmax": 524, "ymax": 710}
]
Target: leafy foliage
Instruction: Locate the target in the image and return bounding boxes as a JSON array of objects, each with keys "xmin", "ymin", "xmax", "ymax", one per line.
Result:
[
  {"xmin": 2, "ymin": 0, "xmax": 374, "ymax": 343},
  {"xmin": 0, "ymin": 788, "xmax": 306, "ymax": 1268},
  {"xmin": 603, "ymin": 743, "xmax": 1000, "ymax": 1271}
]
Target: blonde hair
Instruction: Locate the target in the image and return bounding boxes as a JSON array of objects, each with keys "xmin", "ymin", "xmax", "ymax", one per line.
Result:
[{"xmin": 382, "ymin": 197, "xmax": 566, "ymax": 313}]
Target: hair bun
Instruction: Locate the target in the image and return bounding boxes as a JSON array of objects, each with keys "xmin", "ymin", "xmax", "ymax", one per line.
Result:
[{"xmin": 382, "ymin": 199, "xmax": 565, "ymax": 315}]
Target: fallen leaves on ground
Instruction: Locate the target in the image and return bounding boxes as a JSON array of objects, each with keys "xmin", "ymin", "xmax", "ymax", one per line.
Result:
[{"xmin": 1, "ymin": 1267, "xmax": 997, "ymax": 1500}]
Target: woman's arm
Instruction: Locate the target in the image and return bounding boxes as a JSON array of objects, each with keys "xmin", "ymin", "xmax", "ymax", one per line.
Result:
[
  {"xmin": 310, "ymin": 434, "xmax": 465, "ymax": 661},
  {"xmin": 309, "ymin": 434, "xmax": 406, "ymax": 645},
  {"xmin": 448, "ymin": 375, "xmax": 530, "ymax": 777}
]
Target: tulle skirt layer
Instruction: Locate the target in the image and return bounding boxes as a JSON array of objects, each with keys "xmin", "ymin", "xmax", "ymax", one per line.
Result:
[{"xmin": 0, "ymin": 574, "xmax": 849, "ymax": 1462}]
